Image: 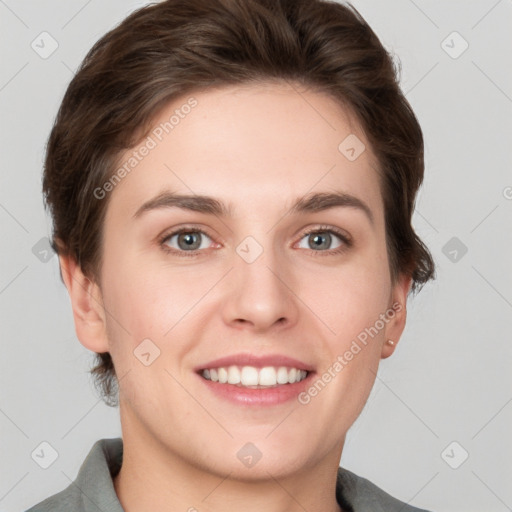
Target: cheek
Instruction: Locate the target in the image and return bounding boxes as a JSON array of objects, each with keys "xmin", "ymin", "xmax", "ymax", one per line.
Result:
[
  {"xmin": 305, "ymin": 258, "xmax": 391, "ymax": 340},
  {"xmin": 301, "ymin": 253, "xmax": 391, "ymax": 408},
  {"xmin": 100, "ymin": 252, "xmax": 222, "ymax": 352},
  {"xmin": 99, "ymin": 265, "xmax": 195, "ymax": 405}
]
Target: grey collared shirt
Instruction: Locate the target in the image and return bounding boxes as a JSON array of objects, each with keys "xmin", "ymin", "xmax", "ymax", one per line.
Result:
[{"xmin": 26, "ymin": 438, "xmax": 432, "ymax": 512}]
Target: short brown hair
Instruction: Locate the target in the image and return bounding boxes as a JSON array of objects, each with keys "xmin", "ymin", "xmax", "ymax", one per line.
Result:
[{"xmin": 43, "ymin": 0, "xmax": 435, "ymax": 406}]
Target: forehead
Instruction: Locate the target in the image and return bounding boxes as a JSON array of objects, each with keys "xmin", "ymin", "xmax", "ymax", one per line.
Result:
[{"xmin": 106, "ymin": 82, "xmax": 383, "ymax": 222}]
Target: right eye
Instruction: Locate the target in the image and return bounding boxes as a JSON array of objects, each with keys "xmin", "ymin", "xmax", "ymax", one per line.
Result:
[{"xmin": 161, "ymin": 229, "xmax": 215, "ymax": 255}]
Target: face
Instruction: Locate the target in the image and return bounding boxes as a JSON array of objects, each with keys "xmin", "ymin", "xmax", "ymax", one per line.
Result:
[{"xmin": 67, "ymin": 82, "xmax": 410, "ymax": 480}]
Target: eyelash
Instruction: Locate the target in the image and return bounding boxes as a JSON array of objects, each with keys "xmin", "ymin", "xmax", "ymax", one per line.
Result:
[
  {"xmin": 158, "ymin": 225, "xmax": 352, "ymax": 258},
  {"xmin": 159, "ymin": 226, "xmax": 218, "ymax": 259},
  {"xmin": 299, "ymin": 225, "xmax": 352, "ymax": 257}
]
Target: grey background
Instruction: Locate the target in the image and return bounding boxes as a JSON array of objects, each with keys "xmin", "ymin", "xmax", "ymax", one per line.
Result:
[{"xmin": 1, "ymin": 1, "xmax": 511, "ymax": 511}]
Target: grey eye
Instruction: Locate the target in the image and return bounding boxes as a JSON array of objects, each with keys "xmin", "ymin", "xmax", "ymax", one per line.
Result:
[
  {"xmin": 297, "ymin": 231, "xmax": 343, "ymax": 251},
  {"xmin": 165, "ymin": 231, "xmax": 212, "ymax": 251}
]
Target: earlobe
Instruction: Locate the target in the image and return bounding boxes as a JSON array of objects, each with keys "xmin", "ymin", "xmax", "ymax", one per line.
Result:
[
  {"xmin": 59, "ymin": 254, "xmax": 110, "ymax": 353},
  {"xmin": 381, "ymin": 274, "xmax": 413, "ymax": 359}
]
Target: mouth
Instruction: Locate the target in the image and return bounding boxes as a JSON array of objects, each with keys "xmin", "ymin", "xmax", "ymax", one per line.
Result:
[
  {"xmin": 200, "ymin": 365, "xmax": 309, "ymax": 389},
  {"xmin": 195, "ymin": 354, "xmax": 314, "ymax": 406}
]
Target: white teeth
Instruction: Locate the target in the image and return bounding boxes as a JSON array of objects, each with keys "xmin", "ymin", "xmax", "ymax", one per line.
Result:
[
  {"xmin": 258, "ymin": 367, "xmax": 277, "ymax": 386},
  {"xmin": 218, "ymin": 367, "xmax": 228, "ymax": 383},
  {"xmin": 201, "ymin": 365, "xmax": 309, "ymax": 387},
  {"xmin": 227, "ymin": 365, "xmax": 240, "ymax": 384},
  {"xmin": 276, "ymin": 366, "xmax": 289, "ymax": 384},
  {"xmin": 241, "ymin": 366, "xmax": 259, "ymax": 386}
]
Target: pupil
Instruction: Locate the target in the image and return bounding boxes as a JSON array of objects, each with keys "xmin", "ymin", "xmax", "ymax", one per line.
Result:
[
  {"xmin": 310, "ymin": 232, "xmax": 330, "ymax": 250},
  {"xmin": 179, "ymin": 232, "xmax": 199, "ymax": 250}
]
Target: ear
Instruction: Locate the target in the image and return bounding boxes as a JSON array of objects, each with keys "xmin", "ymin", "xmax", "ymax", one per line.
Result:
[
  {"xmin": 59, "ymin": 254, "xmax": 109, "ymax": 353},
  {"xmin": 381, "ymin": 273, "xmax": 412, "ymax": 359}
]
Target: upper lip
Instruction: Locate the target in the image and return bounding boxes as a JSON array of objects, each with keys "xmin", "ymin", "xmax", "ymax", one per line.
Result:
[{"xmin": 195, "ymin": 353, "xmax": 315, "ymax": 373}]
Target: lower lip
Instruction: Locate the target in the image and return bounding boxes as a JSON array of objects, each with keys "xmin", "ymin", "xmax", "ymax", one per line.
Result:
[{"xmin": 198, "ymin": 373, "xmax": 314, "ymax": 406}]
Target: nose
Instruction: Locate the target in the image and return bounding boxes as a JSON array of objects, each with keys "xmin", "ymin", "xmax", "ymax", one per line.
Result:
[{"xmin": 220, "ymin": 246, "xmax": 299, "ymax": 333}]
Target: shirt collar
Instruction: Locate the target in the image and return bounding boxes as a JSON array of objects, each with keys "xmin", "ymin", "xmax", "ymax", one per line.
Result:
[{"xmin": 74, "ymin": 438, "xmax": 124, "ymax": 512}]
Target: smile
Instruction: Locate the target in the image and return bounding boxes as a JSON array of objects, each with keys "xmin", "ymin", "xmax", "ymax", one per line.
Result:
[{"xmin": 201, "ymin": 365, "xmax": 309, "ymax": 388}]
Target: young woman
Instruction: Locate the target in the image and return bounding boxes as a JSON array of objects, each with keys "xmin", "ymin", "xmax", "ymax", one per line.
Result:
[{"xmin": 27, "ymin": 0, "xmax": 435, "ymax": 510}]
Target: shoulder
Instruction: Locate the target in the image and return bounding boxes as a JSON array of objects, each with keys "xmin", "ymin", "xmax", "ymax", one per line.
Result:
[
  {"xmin": 25, "ymin": 485, "xmax": 85, "ymax": 512},
  {"xmin": 25, "ymin": 438, "xmax": 124, "ymax": 512},
  {"xmin": 336, "ymin": 466, "xmax": 433, "ymax": 512}
]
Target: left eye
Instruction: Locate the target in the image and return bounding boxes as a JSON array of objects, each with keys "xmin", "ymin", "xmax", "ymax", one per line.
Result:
[
  {"xmin": 163, "ymin": 230, "xmax": 213, "ymax": 251},
  {"xmin": 296, "ymin": 230, "xmax": 344, "ymax": 251}
]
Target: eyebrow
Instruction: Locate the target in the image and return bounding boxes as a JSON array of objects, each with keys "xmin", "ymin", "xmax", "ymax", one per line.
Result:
[
  {"xmin": 133, "ymin": 190, "xmax": 374, "ymax": 225},
  {"xmin": 133, "ymin": 192, "xmax": 232, "ymax": 218},
  {"xmin": 290, "ymin": 191, "xmax": 374, "ymax": 224}
]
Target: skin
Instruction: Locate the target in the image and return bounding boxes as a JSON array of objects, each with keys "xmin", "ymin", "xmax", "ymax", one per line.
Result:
[{"xmin": 60, "ymin": 82, "xmax": 411, "ymax": 512}]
